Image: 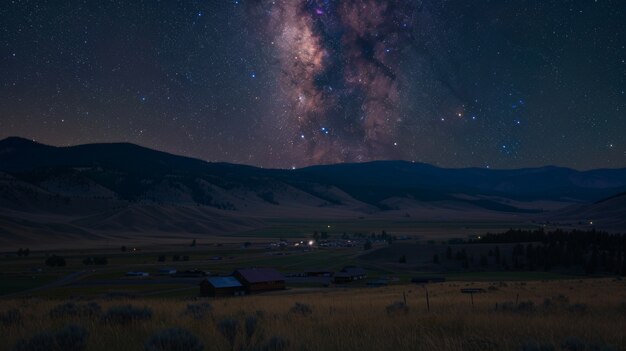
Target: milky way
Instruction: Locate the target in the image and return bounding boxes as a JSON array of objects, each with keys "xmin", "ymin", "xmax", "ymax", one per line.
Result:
[{"xmin": 249, "ymin": 0, "xmax": 419, "ymax": 164}]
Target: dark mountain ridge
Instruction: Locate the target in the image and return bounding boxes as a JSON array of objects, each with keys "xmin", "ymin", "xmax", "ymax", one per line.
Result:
[{"xmin": 2, "ymin": 137, "xmax": 624, "ymax": 204}]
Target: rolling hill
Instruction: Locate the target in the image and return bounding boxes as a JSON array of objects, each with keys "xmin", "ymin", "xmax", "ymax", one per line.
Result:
[{"xmin": 1, "ymin": 137, "xmax": 625, "ymax": 246}]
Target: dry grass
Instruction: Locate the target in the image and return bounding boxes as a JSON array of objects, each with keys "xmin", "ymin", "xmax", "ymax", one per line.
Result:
[{"xmin": 0, "ymin": 279, "xmax": 625, "ymax": 351}]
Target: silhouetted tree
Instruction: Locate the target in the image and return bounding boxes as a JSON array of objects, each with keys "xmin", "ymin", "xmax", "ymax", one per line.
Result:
[
  {"xmin": 46, "ymin": 255, "xmax": 66, "ymax": 267},
  {"xmin": 363, "ymin": 241, "xmax": 372, "ymax": 250}
]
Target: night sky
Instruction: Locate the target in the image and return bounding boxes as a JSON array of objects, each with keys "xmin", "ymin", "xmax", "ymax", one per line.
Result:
[{"xmin": 1, "ymin": 1, "xmax": 625, "ymax": 170}]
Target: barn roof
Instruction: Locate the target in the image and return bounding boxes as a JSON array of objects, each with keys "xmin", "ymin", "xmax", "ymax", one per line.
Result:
[
  {"xmin": 204, "ymin": 276, "xmax": 243, "ymax": 288},
  {"xmin": 235, "ymin": 268, "xmax": 285, "ymax": 283}
]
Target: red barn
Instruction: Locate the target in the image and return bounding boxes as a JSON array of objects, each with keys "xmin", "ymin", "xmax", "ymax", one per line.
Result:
[{"xmin": 233, "ymin": 268, "xmax": 286, "ymax": 293}]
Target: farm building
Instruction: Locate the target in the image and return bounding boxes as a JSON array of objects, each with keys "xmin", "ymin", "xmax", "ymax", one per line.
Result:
[
  {"xmin": 305, "ymin": 269, "xmax": 334, "ymax": 277},
  {"xmin": 200, "ymin": 276, "xmax": 244, "ymax": 297},
  {"xmin": 233, "ymin": 268, "xmax": 286, "ymax": 293},
  {"xmin": 333, "ymin": 266, "xmax": 367, "ymax": 283}
]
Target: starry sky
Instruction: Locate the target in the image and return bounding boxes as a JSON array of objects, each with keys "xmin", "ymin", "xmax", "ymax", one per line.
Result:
[{"xmin": 1, "ymin": 0, "xmax": 625, "ymax": 170}]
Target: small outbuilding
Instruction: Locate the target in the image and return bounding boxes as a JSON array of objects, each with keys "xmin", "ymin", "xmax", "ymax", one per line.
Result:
[
  {"xmin": 158, "ymin": 268, "xmax": 177, "ymax": 275},
  {"xmin": 233, "ymin": 268, "xmax": 286, "ymax": 293},
  {"xmin": 333, "ymin": 266, "xmax": 367, "ymax": 283},
  {"xmin": 305, "ymin": 269, "xmax": 334, "ymax": 277},
  {"xmin": 125, "ymin": 271, "xmax": 149, "ymax": 277},
  {"xmin": 200, "ymin": 276, "xmax": 244, "ymax": 297}
]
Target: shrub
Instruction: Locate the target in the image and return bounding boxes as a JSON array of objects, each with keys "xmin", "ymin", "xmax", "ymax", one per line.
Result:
[
  {"xmin": 262, "ymin": 336, "xmax": 289, "ymax": 351},
  {"xmin": 45, "ymin": 255, "xmax": 66, "ymax": 267},
  {"xmin": 55, "ymin": 325, "xmax": 89, "ymax": 351},
  {"xmin": 499, "ymin": 301, "xmax": 516, "ymax": 311},
  {"xmin": 245, "ymin": 315, "xmax": 258, "ymax": 340},
  {"xmin": 12, "ymin": 325, "xmax": 88, "ymax": 351},
  {"xmin": 463, "ymin": 337, "xmax": 499, "ymax": 351},
  {"xmin": 102, "ymin": 305, "xmax": 152, "ymax": 324},
  {"xmin": 588, "ymin": 342, "xmax": 617, "ymax": 351},
  {"xmin": 561, "ymin": 336, "xmax": 586, "ymax": 351},
  {"xmin": 385, "ymin": 301, "xmax": 409, "ymax": 315},
  {"xmin": 13, "ymin": 331, "xmax": 56, "ymax": 351},
  {"xmin": 568, "ymin": 303, "xmax": 588, "ymax": 314},
  {"xmin": 183, "ymin": 303, "xmax": 212, "ymax": 320},
  {"xmin": 0, "ymin": 308, "xmax": 22, "ymax": 326},
  {"xmin": 519, "ymin": 341, "xmax": 556, "ymax": 351},
  {"xmin": 289, "ymin": 302, "xmax": 312, "ymax": 316},
  {"xmin": 554, "ymin": 294, "xmax": 569, "ymax": 304},
  {"xmin": 50, "ymin": 302, "xmax": 80, "ymax": 319},
  {"xmin": 50, "ymin": 302, "xmax": 101, "ymax": 319},
  {"xmin": 499, "ymin": 300, "xmax": 536, "ymax": 313},
  {"xmin": 93, "ymin": 257, "xmax": 108, "ymax": 265},
  {"xmin": 217, "ymin": 318, "xmax": 239, "ymax": 349},
  {"xmin": 144, "ymin": 328, "xmax": 203, "ymax": 351},
  {"xmin": 517, "ymin": 301, "xmax": 535, "ymax": 312}
]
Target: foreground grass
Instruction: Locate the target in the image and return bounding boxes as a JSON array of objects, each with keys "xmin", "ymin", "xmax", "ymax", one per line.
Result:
[{"xmin": 1, "ymin": 279, "xmax": 625, "ymax": 351}]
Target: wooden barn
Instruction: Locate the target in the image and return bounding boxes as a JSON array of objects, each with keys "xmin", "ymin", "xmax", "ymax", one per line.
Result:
[
  {"xmin": 233, "ymin": 268, "xmax": 286, "ymax": 293},
  {"xmin": 199, "ymin": 276, "xmax": 244, "ymax": 297},
  {"xmin": 333, "ymin": 266, "xmax": 367, "ymax": 283}
]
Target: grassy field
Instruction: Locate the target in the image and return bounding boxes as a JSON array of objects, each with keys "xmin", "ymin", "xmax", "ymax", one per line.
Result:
[
  {"xmin": 1, "ymin": 279, "xmax": 624, "ymax": 351},
  {"xmin": 1, "ymin": 220, "xmax": 623, "ymax": 350}
]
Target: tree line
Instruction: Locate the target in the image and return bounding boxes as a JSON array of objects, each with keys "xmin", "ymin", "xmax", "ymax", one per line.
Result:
[{"xmin": 461, "ymin": 229, "xmax": 626, "ymax": 275}]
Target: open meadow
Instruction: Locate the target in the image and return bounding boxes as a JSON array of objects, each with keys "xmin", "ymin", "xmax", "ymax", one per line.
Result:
[{"xmin": 1, "ymin": 279, "xmax": 625, "ymax": 351}]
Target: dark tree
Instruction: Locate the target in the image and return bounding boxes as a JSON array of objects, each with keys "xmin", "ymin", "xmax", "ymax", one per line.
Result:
[
  {"xmin": 363, "ymin": 241, "xmax": 372, "ymax": 250},
  {"xmin": 46, "ymin": 255, "xmax": 66, "ymax": 267}
]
